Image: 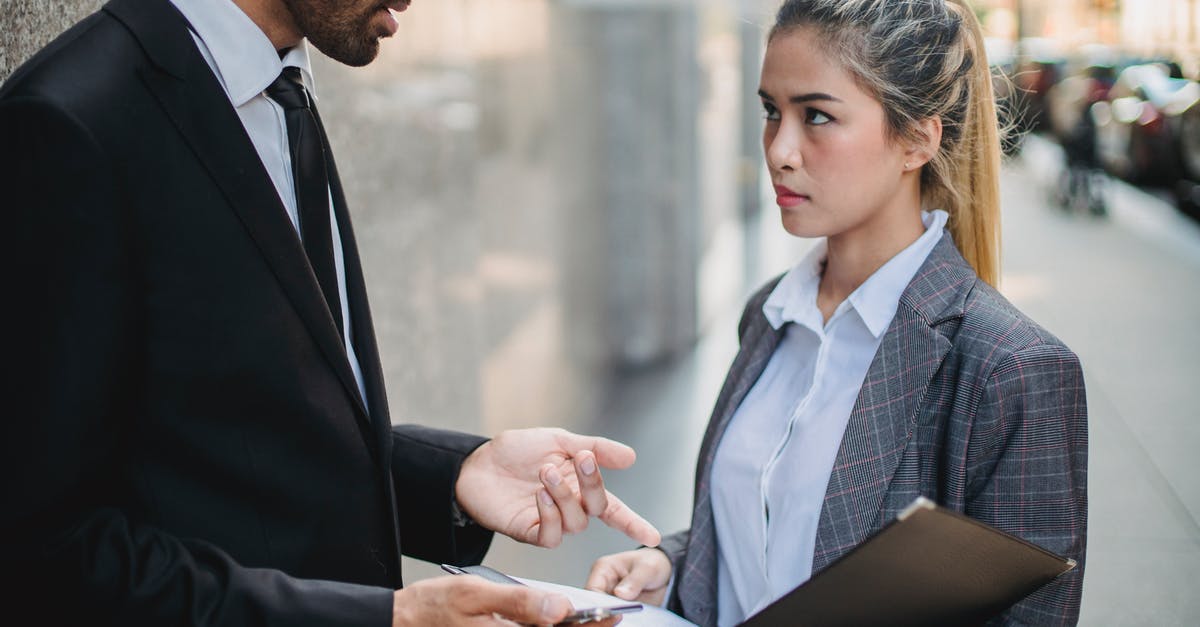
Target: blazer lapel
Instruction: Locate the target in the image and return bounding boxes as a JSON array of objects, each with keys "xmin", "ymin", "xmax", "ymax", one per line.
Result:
[
  {"xmin": 104, "ymin": 0, "xmax": 376, "ymax": 458},
  {"xmin": 678, "ymin": 282, "xmax": 785, "ymax": 625},
  {"xmin": 811, "ymin": 235, "xmax": 975, "ymax": 573}
]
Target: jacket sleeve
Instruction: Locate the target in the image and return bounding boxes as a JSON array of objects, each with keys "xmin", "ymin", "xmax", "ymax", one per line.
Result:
[
  {"xmin": 390, "ymin": 424, "xmax": 494, "ymax": 565},
  {"xmin": 966, "ymin": 342, "xmax": 1089, "ymax": 626},
  {"xmin": 0, "ymin": 97, "xmax": 394, "ymax": 626}
]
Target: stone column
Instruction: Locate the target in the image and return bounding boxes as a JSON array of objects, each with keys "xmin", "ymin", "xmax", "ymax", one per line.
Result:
[
  {"xmin": 1, "ymin": 0, "xmax": 104, "ymax": 84},
  {"xmin": 552, "ymin": 0, "xmax": 703, "ymax": 368}
]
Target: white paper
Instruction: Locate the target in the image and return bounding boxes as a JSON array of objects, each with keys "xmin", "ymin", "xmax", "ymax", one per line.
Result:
[{"xmin": 513, "ymin": 577, "xmax": 699, "ymax": 627}]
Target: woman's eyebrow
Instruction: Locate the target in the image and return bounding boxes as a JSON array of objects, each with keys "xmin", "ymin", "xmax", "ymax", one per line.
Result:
[{"xmin": 757, "ymin": 88, "xmax": 842, "ymax": 104}]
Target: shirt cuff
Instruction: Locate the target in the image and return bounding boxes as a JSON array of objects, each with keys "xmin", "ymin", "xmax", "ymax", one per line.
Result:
[{"xmin": 450, "ymin": 496, "xmax": 476, "ymax": 528}]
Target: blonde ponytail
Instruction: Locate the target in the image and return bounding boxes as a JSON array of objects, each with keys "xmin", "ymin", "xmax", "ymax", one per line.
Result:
[{"xmin": 945, "ymin": 0, "xmax": 1002, "ymax": 287}]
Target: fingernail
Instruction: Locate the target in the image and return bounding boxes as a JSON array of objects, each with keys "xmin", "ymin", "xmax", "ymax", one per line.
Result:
[
  {"xmin": 580, "ymin": 457, "xmax": 596, "ymax": 476},
  {"xmin": 542, "ymin": 595, "xmax": 569, "ymax": 621},
  {"xmin": 615, "ymin": 584, "xmax": 631, "ymax": 598},
  {"xmin": 545, "ymin": 467, "xmax": 562, "ymax": 486},
  {"xmin": 539, "ymin": 489, "xmax": 554, "ymax": 506}
]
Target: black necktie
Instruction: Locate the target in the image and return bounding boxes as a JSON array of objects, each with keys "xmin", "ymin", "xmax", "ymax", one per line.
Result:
[{"xmin": 265, "ymin": 67, "xmax": 344, "ymax": 337}]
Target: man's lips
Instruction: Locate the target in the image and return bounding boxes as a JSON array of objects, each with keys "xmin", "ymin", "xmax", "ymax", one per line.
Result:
[
  {"xmin": 376, "ymin": 0, "xmax": 410, "ymax": 36},
  {"xmin": 773, "ymin": 184, "xmax": 809, "ymax": 208}
]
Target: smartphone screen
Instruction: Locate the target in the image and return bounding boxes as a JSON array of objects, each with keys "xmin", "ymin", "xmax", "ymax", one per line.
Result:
[
  {"xmin": 559, "ymin": 603, "xmax": 643, "ymax": 624},
  {"xmin": 441, "ymin": 564, "xmax": 644, "ymax": 624}
]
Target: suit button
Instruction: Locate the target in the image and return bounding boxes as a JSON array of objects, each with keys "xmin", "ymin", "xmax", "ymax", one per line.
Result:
[{"xmin": 370, "ymin": 547, "xmax": 388, "ymax": 576}]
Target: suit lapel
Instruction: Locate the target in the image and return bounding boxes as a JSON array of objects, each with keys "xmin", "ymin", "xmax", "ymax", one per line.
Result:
[
  {"xmin": 105, "ymin": 0, "xmax": 377, "ymax": 459},
  {"xmin": 323, "ymin": 129, "xmax": 393, "ymax": 456},
  {"xmin": 326, "ymin": 138, "xmax": 403, "ymax": 569},
  {"xmin": 678, "ymin": 284, "xmax": 784, "ymax": 625},
  {"xmin": 811, "ymin": 235, "xmax": 975, "ymax": 573}
]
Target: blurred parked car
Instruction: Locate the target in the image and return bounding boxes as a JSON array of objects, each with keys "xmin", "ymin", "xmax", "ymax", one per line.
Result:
[
  {"xmin": 1177, "ymin": 94, "xmax": 1200, "ymax": 214},
  {"xmin": 1181, "ymin": 90, "xmax": 1200, "ymax": 181},
  {"xmin": 1092, "ymin": 63, "xmax": 1200, "ymax": 185},
  {"xmin": 1047, "ymin": 63, "xmax": 1117, "ymax": 143},
  {"xmin": 1047, "ymin": 64, "xmax": 1116, "ymax": 217}
]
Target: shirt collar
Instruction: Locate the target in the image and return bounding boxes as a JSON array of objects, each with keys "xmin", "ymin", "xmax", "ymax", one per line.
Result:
[
  {"xmin": 762, "ymin": 240, "xmax": 827, "ymax": 332},
  {"xmin": 762, "ymin": 210, "xmax": 949, "ymax": 337},
  {"xmin": 169, "ymin": 0, "xmax": 317, "ymax": 107}
]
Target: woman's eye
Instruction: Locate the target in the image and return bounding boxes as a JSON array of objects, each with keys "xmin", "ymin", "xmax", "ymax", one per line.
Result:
[
  {"xmin": 806, "ymin": 108, "xmax": 833, "ymax": 125},
  {"xmin": 762, "ymin": 102, "xmax": 781, "ymax": 121}
]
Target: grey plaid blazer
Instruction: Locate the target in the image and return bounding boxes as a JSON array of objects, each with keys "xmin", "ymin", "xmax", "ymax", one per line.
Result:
[{"xmin": 659, "ymin": 234, "xmax": 1088, "ymax": 626}]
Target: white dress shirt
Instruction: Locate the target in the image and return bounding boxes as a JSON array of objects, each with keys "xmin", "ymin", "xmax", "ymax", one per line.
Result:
[
  {"xmin": 710, "ymin": 210, "xmax": 948, "ymax": 626},
  {"xmin": 169, "ymin": 0, "xmax": 367, "ymax": 405}
]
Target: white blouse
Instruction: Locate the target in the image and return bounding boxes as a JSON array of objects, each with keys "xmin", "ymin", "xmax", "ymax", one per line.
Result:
[{"xmin": 710, "ymin": 210, "xmax": 948, "ymax": 626}]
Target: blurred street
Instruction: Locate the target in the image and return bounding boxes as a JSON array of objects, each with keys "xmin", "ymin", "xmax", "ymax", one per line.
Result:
[
  {"xmin": 404, "ymin": 136, "xmax": 1200, "ymax": 625},
  {"xmin": 1008, "ymin": 137, "xmax": 1200, "ymax": 625}
]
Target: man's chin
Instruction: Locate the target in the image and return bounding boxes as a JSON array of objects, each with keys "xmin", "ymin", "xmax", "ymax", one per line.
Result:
[{"xmin": 310, "ymin": 36, "xmax": 380, "ymax": 67}]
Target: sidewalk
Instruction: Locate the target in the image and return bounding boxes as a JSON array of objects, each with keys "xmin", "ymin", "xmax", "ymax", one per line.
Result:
[{"xmin": 1014, "ymin": 136, "xmax": 1200, "ymax": 625}]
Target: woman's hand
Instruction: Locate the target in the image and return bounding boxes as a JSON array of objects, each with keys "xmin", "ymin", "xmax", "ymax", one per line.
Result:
[{"xmin": 585, "ymin": 548, "xmax": 673, "ymax": 606}]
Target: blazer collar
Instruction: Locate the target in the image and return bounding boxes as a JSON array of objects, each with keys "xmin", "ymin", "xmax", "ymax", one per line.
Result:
[
  {"xmin": 167, "ymin": 0, "xmax": 316, "ymax": 108},
  {"xmin": 104, "ymin": 0, "xmax": 380, "ymax": 463},
  {"xmin": 104, "ymin": 0, "xmax": 192, "ymax": 80},
  {"xmin": 897, "ymin": 233, "xmax": 977, "ymax": 328},
  {"xmin": 811, "ymin": 232, "xmax": 977, "ymax": 572}
]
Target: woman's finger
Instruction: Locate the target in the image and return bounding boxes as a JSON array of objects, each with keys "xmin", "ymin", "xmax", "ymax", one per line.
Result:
[
  {"xmin": 614, "ymin": 550, "xmax": 670, "ymax": 600},
  {"xmin": 584, "ymin": 555, "xmax": 627, "ymax": 594}
]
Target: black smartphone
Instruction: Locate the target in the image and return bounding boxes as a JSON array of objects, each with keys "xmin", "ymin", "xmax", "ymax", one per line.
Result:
[{"xmin": 440, "ymin": 564, "xmax": 643, "ymax": 625}]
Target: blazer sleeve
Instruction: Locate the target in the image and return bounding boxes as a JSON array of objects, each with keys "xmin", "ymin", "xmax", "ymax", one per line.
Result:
[
  {"xmin": 0, "ymin": 98, "xmax": 393, "ymax": 626},
  {"xmin": 965, "ymin": 342, "xmax": 1089, "ymax": 626},
  {"xmin": 390, "ymin": 424, "xmax": 494, "ymax": 565},
  {"xmin": 657, "ymin": 529, "xmax": 690, "ymax": 569}
]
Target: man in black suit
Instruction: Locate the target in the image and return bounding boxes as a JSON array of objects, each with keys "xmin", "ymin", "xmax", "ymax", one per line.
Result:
[{"xmin": 0, "ymin": 0, "xmax": 659, "ymax": 624}]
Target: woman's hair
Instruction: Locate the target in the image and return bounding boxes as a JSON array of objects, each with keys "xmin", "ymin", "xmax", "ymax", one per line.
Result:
[{"xmin": 771, "ymin": 0, "xmax": 1002, "ymax": 286}]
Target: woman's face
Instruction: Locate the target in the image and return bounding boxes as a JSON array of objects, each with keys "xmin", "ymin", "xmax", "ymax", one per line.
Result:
[{"xmin": 760, "ymin": 27, "xmax": 915, "ymax": 240}]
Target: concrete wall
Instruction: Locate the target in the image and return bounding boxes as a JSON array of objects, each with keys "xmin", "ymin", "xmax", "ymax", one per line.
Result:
[
  {"xmin": 1, "ymin": 0, "xmax": 752, "ymax": 437},
  {"xmin": 1, "ymin": 0, "xmax": 104, "ymax": 83}
]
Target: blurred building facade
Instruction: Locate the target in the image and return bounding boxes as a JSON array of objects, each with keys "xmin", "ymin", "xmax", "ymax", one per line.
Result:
[
  {"xmin": 978, "ymin": 0, "xmax": 1200, "ymax": 73},
  {"xmin": 1, "ymin": 0, "xmax": 779, "ymax": 436}
]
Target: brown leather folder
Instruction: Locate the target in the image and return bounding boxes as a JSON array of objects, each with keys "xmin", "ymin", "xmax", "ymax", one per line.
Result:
[{"xmin": 738, "ymin": 497, "xmax": 1076, "ymax": 627}]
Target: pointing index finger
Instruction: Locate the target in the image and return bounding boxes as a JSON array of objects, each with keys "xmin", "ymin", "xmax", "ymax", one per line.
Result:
[{"xmin": 598, "ymin": 490, "xmax": 661, "ymax": 547}]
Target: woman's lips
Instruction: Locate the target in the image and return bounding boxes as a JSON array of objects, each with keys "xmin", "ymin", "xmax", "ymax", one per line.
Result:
[{"xmin": 773, "ymin": 184, "xmax": 809, "ymax": 208}]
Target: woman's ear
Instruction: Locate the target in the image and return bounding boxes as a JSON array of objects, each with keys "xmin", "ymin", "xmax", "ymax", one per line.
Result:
[{"xmin": 904, "ymin": 117, "xmax": 943, "ymax": 170}]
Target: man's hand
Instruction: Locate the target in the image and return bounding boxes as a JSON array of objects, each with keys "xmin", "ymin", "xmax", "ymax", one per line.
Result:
[
  {"xmin": 392, "ymin": 576, "xmax": 621, "ymax": 626},
  {"xmin": 586, "ymin": 548, "xmax": 672, "ymax": 606},
  {"xmin": 455, "ymin": 428, "xmax": 661, "ymax": 548}
]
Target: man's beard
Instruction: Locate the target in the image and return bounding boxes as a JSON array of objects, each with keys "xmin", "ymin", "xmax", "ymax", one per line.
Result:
[{"xmin": 283, "ymin": 0, "xmax": 382, "ymax": 67}]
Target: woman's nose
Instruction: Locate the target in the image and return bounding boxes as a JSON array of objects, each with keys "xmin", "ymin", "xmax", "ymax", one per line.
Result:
[{"xmin": 765, "ymin": 125, "xmax": 802, "ymax": 172}]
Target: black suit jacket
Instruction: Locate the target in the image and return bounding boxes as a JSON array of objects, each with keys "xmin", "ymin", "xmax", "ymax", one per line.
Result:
[{"xmin": 0, "ymin": 0, "xmax": 491, "ymax": 624}]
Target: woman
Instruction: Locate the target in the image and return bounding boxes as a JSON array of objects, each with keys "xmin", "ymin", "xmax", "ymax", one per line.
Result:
[{"xmin": 585, "ymin": 1, "xmax": 1088, "ymax": 626}]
